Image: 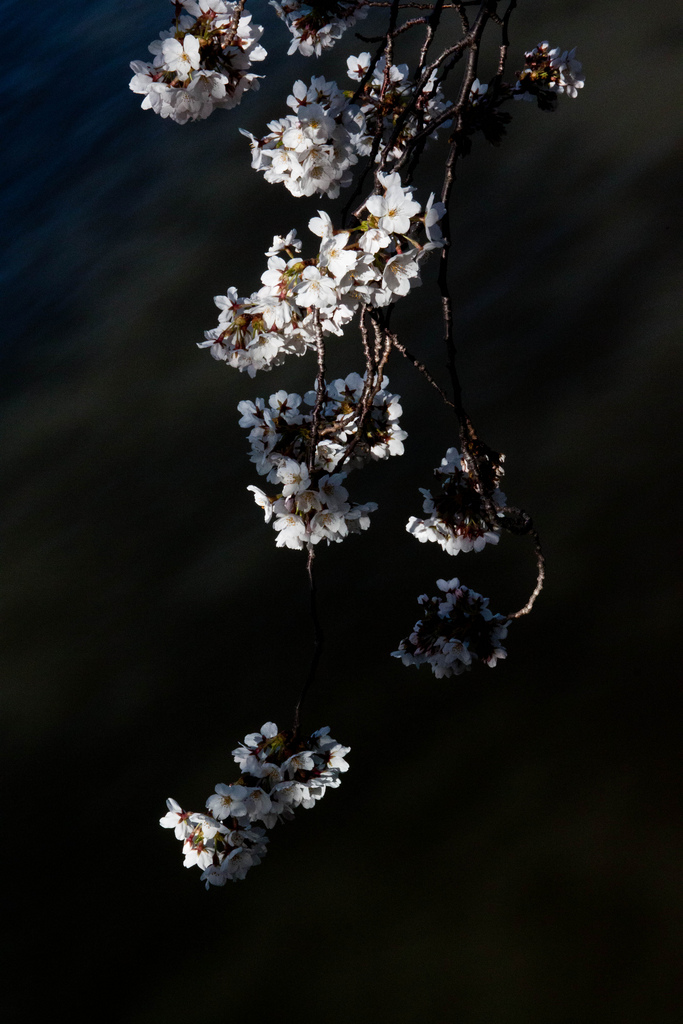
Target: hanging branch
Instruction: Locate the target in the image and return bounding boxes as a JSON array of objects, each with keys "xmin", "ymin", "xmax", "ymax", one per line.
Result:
[
  {"xmin": 135, "ymin": 0, "xmax": 586, "ymax": 886},
  {"xmin": 292, "ymin": 546, "xmax": 325, "ymax": 736},
  {"xmin": 307, "ymin": 309, "xmax": 327, "ymax": 475}
]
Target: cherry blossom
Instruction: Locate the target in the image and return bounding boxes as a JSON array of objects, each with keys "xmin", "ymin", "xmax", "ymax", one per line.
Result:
[
  {"xmin": 129, "ymin": 2, "xmax": 266, "ymax": 123},
  {"xmin": 271, "ymin": 0, "xmax": 367, "ymax": 57},
  {"xmin": 393, "ymin": 579, "xmax": 509, "ymax": 678},
  {"xmin": 407, "ymin": 447, "xmax": 506, "ymax": 556},
  {"xmin": 162, "ymin": 722, "xmax": 350, "ymax": 886},
  {"xmin": 135, "ymin": 6, "xmax": 586, "ymax": 887},
  {"xmin": 514, "ymin": 42, "xmax": 585, "ymax": 105},
  {"xmin": 243, "ymin": 75, "xmax": 358, "ymax": 199}
]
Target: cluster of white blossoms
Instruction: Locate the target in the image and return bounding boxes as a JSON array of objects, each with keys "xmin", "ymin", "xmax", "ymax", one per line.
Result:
[
  {"xmin": 393, "ymin": 578, "xmax": 509, "ymax": 678},
  {"xmin": 346, "ymin": 53, "xmax": 450, "ymax": 164},
  {"xmin": 134, "ymin": 7, "xmax": 587, "ymax": 889},
  {"xmin": 407, "ymin": 446, "xmax": 506, "ymax": 556},
  {"xmin": 161, "ymin": 722, "xmax": 350, "ymax": 887},
  {"xmin": 242, "ymin": 76, "xmax": 359, "ymax": 198},
  {"xmin": 129, "ymin": 1, "xmax": 266, "ymax": 123},
  {"xmin": 239, "ymin": 373, "xmax": 405, "ymax": 548},
  {"xmin": 514, "ymin": 41, "xmax": 585, "ymax": 103},
  {"xmin": 244, "ymin": 58, "xmax": 450, "ymax": 198},
  {"xmin": 199, "ymin": 174, "xmax": 444, "ymax": 375},
  {"xmin": 271, "ymin": 0, "xmax": 367, "ymax": 57}
]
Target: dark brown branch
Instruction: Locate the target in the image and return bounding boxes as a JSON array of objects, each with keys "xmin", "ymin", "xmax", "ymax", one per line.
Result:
[
  {"xmin": 503, "ymin": 525, "xmax": 546, "ymax": 619},
  {"xmin": 415, "ymin": 0, "xmax": 445, "ymax": 78},
  {"xmin": 357, "ymin": 17, "xmax": 428, "ymax": 43},
  {"xmin": 307, "ymin": 310, "xmax": 327, "ymax": 475},
  {"xmin": 491, "ymin": 0, "xmax": 517, "ymax": 91},
  {"xmin": 362, "ymin": 1, "xmax": 478, "ymax": 7},
  {"xmin": 391, "ymin": 334, "xmax": 455, "ymax": 407},
  {"xmin": 336, "ymin": 317, "xmax": 394, "ymax": 472},
  {"xmin": 292, "ymin": 547, "xmax": 324, "ymax": 736}
]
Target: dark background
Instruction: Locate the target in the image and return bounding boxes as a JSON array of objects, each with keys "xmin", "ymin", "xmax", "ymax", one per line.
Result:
[{"xmin": 3, "ymin": 1, "xmax": 682, "ymax": 1020}]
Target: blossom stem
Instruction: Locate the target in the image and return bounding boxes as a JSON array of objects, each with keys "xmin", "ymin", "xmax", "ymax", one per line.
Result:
[
  {"xmin": 308, "ymin": 310, "xmax": 326, "ymax": 475},
  {"xmin": 293, "ymin": 547, "xmax": 325, "ymax": 737},
  {"xmin": 391, "ymin": 334, "xmax": 455, "ymax": 407},
  {"xmin": 504, "ymin": 528, "xmax": 546, "ymax": 619}
]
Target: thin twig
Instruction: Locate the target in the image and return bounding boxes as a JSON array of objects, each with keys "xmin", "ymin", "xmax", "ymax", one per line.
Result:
[
  {"xmin": 362, "ymin": 1, "xmax": 477, "ymax": 6},
  {"xmin": 292, "ymin": 547, "xmax": 324, "ymax": 736},
  {"xmin": 391, "ymin": 334, "xmax": 455, "ymax": 407},
  {"xmin": 307, "ymin": 310, "xmax": 327, "ymax": 475},
  {"xmin": 415, "ymin": 0, "xmax": 445, "ymax": 79},
  {"xmin": 336, "ymin": 318, "xmax": 394, "ymax": 472},
  {"xmin": 504, "ymin": 528, "xmax": 546, "ymax": 619}
]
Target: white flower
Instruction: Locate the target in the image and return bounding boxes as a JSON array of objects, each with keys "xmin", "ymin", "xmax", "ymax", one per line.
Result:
[
  {"xmin": 241, "ymin": 721, "xmax": 279, "ymax": 749},
  {"xmin": 359, "ymin": 227, "xmax": 391, "ymax": 253},
  {"xmin": 161, "ymin": 35, "xmax": 201, "ymax": 81},
  {"xmin": 159, "ymin": 798, "xmax": 193, "ymax": 840},
  {"xmin": 206, "ymin": 783, "xmax": 250, "ymax": 820},
  {"xmin": 310, "ymin": 508, "xmax": 350, "ymax": 543},
  {"xmin": 297, "ymin": 103, "xmax": 337, "ymax": 142},
  {"xmin": 317, "ymin": 473, "xmax": 349, "ymax": 510},
  {"xmin": 382, "ymin": 251, "xmax": 421, "ymax": 296},
  {"xmin": 552, "ymin": 47, "xmax": 585, "ymax": 98},
  {"xmin": 346, "ymin": 52, "xmax": 372, "ymax": 81},
  {"xmin": 424, "ymin": 193, "xmax": 446, "ymax": 243},
  {"xmin": 296, "ymin": 266, "xmax": 339, "ymax": 308},
  {"xmin": 266, "ymin": 230, "xmax": 302, "ymax": 257},
  {"xmin": 247, "ymin": 760, "xmax": 283, "ymax": 784},
  {"xmin": 273, "ymin": 512, "xmax": 308, "ymax": 549},
  {"xmin": 318, "ymin": 741, "xmax": 351, "ymax": 772},
  {"xmin": 243, "ymin": 787, "xmax": 273, "ymax": 823},
  {"xmin": 276, "ymin": 458, "xmax": 310, "ymax": 496},
  {"xmin": 308, "ymin": 210, "xmax": 334, "ymax": 239},
  {"xmin": 182, "ymin": 834, "xmax": 213, "ymax": 870},
  {"xmin": 247, "ymin": 485, "xmax": 274, "ymax": 523},
  {"xmin": 318, "ymin": 232, "xmax": 358, "ymax": 279},
  {"xmin": 282, "ymin": 751, "xmax": 316, "ymax": 777},
  {"xmin": 469, "ymin": 78, "xmax": 488, "ymax": 103}
]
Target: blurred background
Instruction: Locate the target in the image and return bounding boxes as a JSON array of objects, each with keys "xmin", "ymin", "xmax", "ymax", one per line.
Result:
[{"xmin": 3, "ymin": 1, "xmax": 682, "ymax": 1020}]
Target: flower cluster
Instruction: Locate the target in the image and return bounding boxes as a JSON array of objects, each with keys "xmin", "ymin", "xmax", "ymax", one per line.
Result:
[
  {"xmin": 244, "ymin": 58, "xmax": 449, "ymax": 198},
  {"xmin": 514, "ymin": 42, "xmax": 584, "ymax": 107},
  {"xmin": 271, "ymin": 0, "xmax": 366, "ymax": 57},
  {"xmin": 242, "ymin": 76, "xmax": 359, "ymax": 198},
  {"xmin": 199, "ymin": 175, "xmax": 444, "ymax": 376},
  {"xmin": 129, "ymin": 1, "xmax": 266, "ymax": 123},
  {"xmin": 161, "ymin": 722, "xmax": 350, "ymax": 887},
  {"xmin": 393, "ymin": 578, "xmax": 509, "ymax": 678},
  {"xmin": 239, "ymin": 373, "xmax": 405, "ymax": 548},
  {"xmin": 135, "ymin": 3, "xmax": 586, "ymax": 891},
  {"xmin": 346, "ymin": 53, "xmax": 450, "ymax": 164},
  {"xmin": 407, "ymin": 446, "xmax": 506, "ymax": 555}
]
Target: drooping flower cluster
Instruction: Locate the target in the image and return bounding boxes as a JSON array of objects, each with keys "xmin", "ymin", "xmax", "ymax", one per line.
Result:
[
  {"xmin": 407, "ymin": 446, "xmax": 506, "ymax": 555},
  {"xmin": 271, "ymin": 0, "xmax": 367, "ymax": 57},
  {"xmin": 129, "ymin": 1, "xmax": 266, "ymax": 123},
  {"xmin": 346, "ymin": 53, "xmax": 450, "ymax": 164},
  {"xmin": 161, "ymin": 722, "xmax": 350, "ymax": 887},
  {"xmin": 393, "ymin": 578, "xmax": 509, "ymax": 678},
  {"xmin": 240, "ymin": 373, "xmax": 405, "ymax": 548},
  {"xmin": 199, "ymin": 175, "xmax": 444, "ymax": 376},
  {"xmin": 132, "ymin": 4, "xmax": 587, "ymax": 892},
  {"xmin": 514, "ymin": 42, "xmax": 584, "ymax": 107},
  {"xmin": 244, "ymin": 58, "xmax": 450, "ymax": 198},
  {"xmin": 242, "ymin": 76, "xmax": 359, "ymax": 198}
]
